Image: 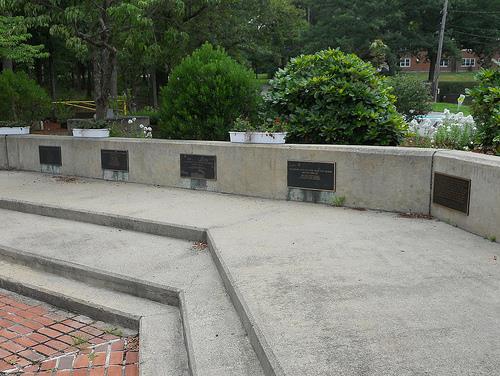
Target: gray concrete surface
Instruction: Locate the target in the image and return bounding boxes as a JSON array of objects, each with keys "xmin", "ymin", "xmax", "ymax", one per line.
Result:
[
  {"xmin": 0, "ymin": 207, "xmax": 264, "ymax": 376},
  {"xmin": 432, "ymin": 150, "xmax": 500, "ymax": 241},
  {"xmin": 0, "ymin": 258, "xmax": 188, "ymax": 376},
  {"xmin": 3, "ymin": 135, "xmax": 434, "ymax": 213},
  {"xmin": 0, "ymin": 171, "xmax": 500, "ymax": 375}
]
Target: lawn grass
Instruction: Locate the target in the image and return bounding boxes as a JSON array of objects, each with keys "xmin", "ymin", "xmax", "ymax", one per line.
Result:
[
  {"xmin": 405, "ymin": 72, "xmax": 476, "ymax": 82},
  {"xmin": 432, "ymin": 102, "xmax": 472, "ymax": 116}
]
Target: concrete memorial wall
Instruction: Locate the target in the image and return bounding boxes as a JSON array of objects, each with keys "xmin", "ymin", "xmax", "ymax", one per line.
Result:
[{"xmin": 1, "ymin": 135, "xmax": 499, "ymax": 241}]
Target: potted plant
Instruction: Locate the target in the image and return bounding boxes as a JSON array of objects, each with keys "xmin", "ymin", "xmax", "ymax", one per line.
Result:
[
  {"xmin": 0, "ymin": 121, "xmax": 31, "ymax": 135},
  {"xmin": 72, "ymin": 120, "xmax": 110, "ymax": 138},
  {"xmin": 229, "ymin": 116, "xmax": 287, "ymax": 144}
]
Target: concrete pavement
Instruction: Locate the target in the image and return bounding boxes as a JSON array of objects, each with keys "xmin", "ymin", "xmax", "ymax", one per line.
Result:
[{"xmin": 0, "ymin": 171, "xmax": 499, "ymax": 375}]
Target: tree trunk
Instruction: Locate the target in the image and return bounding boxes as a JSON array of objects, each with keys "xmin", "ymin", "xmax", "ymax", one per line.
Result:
[
  {"xmin": 111, "ymin": 55, "xmax": 118, "ymax": 98},
  {"xmin": 93, "ymin": 47, "xmax": 116, "ymax": 120},
  {"xmin": 428, "ymin": 54, "xmax": 437, "ymax": 82},
  {"xmin": 86, "ymin": 61, "xmax": 92, "ymax": 99},
  {"xmin": 151, "ymin": 69, "xmax": 158, "ymax": 108},
  {"xmin": 2, "ymin": 58, "xmax": 13, "ymax": 71},
  {"xmin": 48, "ymin": 44, "xmax": 56, "ymax": 100}
]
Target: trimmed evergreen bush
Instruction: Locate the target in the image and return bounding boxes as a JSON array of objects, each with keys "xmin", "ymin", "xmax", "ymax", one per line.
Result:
[
  {"xmin": 387, "ymin": 74, "xmax": 432, "ymax": 120},
  {"xmin": 0, "ymin": 70, "xmax": 51, "ymax": 122},
  {"xmin": 467, "ymin": 68, "xmax": 500, "ymax": 149},
  {"xmin": 265, "ymin": 49, "xmax": 405, "ymax": 145},
  {"xmin": 159, "ymin": 43, "xmax": 259, "ymax": 140}
]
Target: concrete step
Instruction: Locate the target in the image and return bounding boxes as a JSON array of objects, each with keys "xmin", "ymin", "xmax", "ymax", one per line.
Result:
[
  {"xmin": 0, "ymin": 208, "xmax": 265, "ymax": 376},
  {"xmin": 0, "ymin": 257, "xmax": 188, "ymax": 376}
]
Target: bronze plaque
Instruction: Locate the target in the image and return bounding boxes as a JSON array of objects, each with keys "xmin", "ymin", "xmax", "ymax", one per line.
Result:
[
  {"xmin": 180, "ymin": 154, "xmax": 216, "ymax": 180},
  {"xmin": 433, "ymin": 172, "xmax": 471, "ymax": 215},
  {"xmin": 101, "ymin": 150, "xmax": 129, "ymax": 171},
  {"xmin": 39, "ymin": 146, "xmax": 62, "ymax": 166},
  {"xmin": 287, "ymin": 161, "xmax": 336, "ymax": 191}
]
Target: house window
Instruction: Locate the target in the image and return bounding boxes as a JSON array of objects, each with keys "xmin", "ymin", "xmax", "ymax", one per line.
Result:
[
  {"xmin": 399, "ymin": 58, "xmax": 411, "ymax": 68},
  {"xmin": 462, "ymin": 58, "xmax": 476, "ymax": 67},
  {"xmin": 440, "ymin": 59, "xmax": 449, "ymax": 67}
]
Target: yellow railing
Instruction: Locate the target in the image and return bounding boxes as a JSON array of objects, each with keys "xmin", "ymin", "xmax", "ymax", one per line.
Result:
[{"xmin": 52, "ymin": 99, "xmax": 128, "ymax": 115}]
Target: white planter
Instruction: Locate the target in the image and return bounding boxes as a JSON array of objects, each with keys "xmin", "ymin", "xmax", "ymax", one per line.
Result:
[
  {"xmin": 0, "ymin": 126, "xmax": 30, "ymax": 135},
  {"xmin": 229, "ymin": 132, "xmax": 287, "ymax": 144},
  {"xmin": 72, "ymin": 128, "xmax": 110, "ymax": 138}
]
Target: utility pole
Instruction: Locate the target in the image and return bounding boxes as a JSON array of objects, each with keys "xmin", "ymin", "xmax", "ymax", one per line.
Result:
[{"xmin": 432, "ymin": 0, "xmax": 449, "ymax": 102}]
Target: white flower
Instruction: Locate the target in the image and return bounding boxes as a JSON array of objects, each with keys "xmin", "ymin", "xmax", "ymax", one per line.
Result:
[
  {"xmin": 132, "ymin": 117, "xmax": 137, "ymax": 122},
  {"xmin": 139, "ymin": 124, "xmax": 144, "ymax": 129},
  {"xmin": 147, "ymin": 127, "xmax": 152, "ymax": 132},
  {"xmin": 128, "ymin": 119, "xmax": 133, "ymax": 124}
]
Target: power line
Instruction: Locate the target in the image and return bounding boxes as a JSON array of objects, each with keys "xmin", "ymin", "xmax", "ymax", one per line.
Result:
[
  {"xmin": 450, "ymin": 10, "xmax": 500, "ymax": 14},
  {"xmin": 452, "ymin": 30, "xmax": 500, "ymax": 40}
]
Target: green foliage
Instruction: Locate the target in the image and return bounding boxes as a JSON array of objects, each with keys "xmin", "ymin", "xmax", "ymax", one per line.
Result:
[
  {"xmin": 159, "ymin": 43, "xmax": 259, "ymax": 140},
  {"xmin": 134, "ymin": 107, "xmax": 159, "ymax": 126},
  {"xmin": 433, "ymin": 119, "xmax": 476, "ymax": 151},
  {"xmin": 265, "ymin": 49, "xmax": 406, "ymax": 145},
  {"xmin": 387, "ymin": 74, "xmax": 432, "ymax": 120},
  {"xmin": 439, "ymin": 81, "xmax": 476, "ymax": 97},
  {"xmin": 330, "ymin": 195, "xmax": 346, "ymax": 207},
  {"xmin": 0, "ymin": 70, "xmax": 51, "ymax": 122},
  {"xmin": 0, "ymin": 15, "xmax": 47, "ymax": 65},
  {"xmin": 467, "ymin": 69, "xmax": 500, "ymax": 149}
]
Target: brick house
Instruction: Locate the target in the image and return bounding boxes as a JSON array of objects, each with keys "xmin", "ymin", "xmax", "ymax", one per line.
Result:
[{"xmin": 398, "ymin": 49, "xmax": 489, "ymax": 72}]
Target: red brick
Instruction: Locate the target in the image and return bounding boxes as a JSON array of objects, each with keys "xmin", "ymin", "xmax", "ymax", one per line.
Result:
[
  {"xmin": 40, "ymin": 359, "xmax": 56, "ymax": 370},
  {"xmin": 107, "ymin": 365, "xmax": 123, "ymax": 376},
  {"xmin": 20, "ymin": 319, "xmax": 44, "ymax": 331},
  {"xmin": 27, "ymin": 332, "xmax": 50, "ymax": 344},
  {"xmin": 89, "ymin": 337, "xmax": 106, "ymax": 345},
  {"xmin": 70, "ymin": 331, "xmax": 93, "ymax": 341},
  {"xmin": 15, "ymin": 310, "xmax": 38, "ymax": 320},
  {"xmin": 57, "ymin": 335, "xmax": 75, "ymax": 345},
  {"xmin": 36, "ymin": 372, "xmax": 53, "ymax": 376},
  {"xmin": 74, "ymin": 354, "xmax": 90, "ymax": 368},
  {"xmin": 33, "ymin": 344, "xmax": 58, "ymax": 356},
  {"xmin": 13, "ymin": 336, "xmax": 38, "ymax": 347},
  {"xmin": 27, "ymin": 306, "xmax": 48, "ymax": 315},
  {"xmin": 73, "ymin": 369, "xmax": 89, "ymax": 376},
  {"xmin": 109, "ymin": 351, "xmax": 124, "ymax": 365},
  {"xmin": 111, "ymin": 340, "xmax": 124, "ymax": 351},
  {"xmin": 0, "ymin": 329, "xmax": 18, "ymax": 339},
  {"xmin": 89, "ymin": 366, "xmax": 105, "ymax": 376},
  {"xmin": 0, "ymin": 359, "xmax": 13, "ymax": 371},
  {"xmin": 32, "ymin": 316, "xmax": 55, "ymax": 326},
  {"xmin": 0, "ymin": 340, "xmax": 25, "ymax": 353},
  {"xmin": 0, "ymin": 318, "xmax": 14, "ymax": 328},
  {"xmin": 91, "ymin": 352, "xmax": 106, "ymax": 366},
  {"xmin": 4, "ymin": 306, "xmax": 21, "ymax": 314},
  {"xmin": 50, "ymin": 323, "xmax": 74, "ymax": 334},
  {"xmin": 80, "ymin": 326, "xmax": 103, "ymax": 337},
  {"xmin": 125, "ymin": 351, "xmax": 138, "ymax": 364},
  {"xmin": 45, "ymin": 339, "xmax": 69, "ymax": 351},
  {"xmin": 6, "ymin": 300, "xmax": 31, "ymax": 310},
  {"xmin": 10, "ymin": 324, "xmax": 32, "ymax": 335},
  {"xmin": 22, "ymin": 363, "xmax": 40, "ymax": 371},
  {"xmin": 5, "ymin": 354, "xmax": 30, "ymax": 367},
  {"xmin": 0, "ymin": 347, "xmax": 12, "ymax": 358},
  {"xmin": 61, "ymin": 319, "xmax": 86, "ymax": 329},
  {"xmin": 125, "ymin": 364, "xmax": 139, "ymax": 376},
  {"xmin": 57, "ymin": 371, "xmax": 71, "ymax": 376},
  {"xmin": 38, "ymin": 327, "xmax": 62, "ymax": 338},
  {"xmin": 6, "ymin": 315, "xmax": 26, "ymax": 325},
  {"xmin": 18, "ymin": 349, "xmax": 44, "ymax": 362},
  {"xmin": 101, "ymin": 334, "xmax": 119, "ymax": 341}
]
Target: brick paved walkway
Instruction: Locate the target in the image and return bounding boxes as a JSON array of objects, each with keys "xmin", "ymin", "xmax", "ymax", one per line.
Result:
[{"xmin": 0, "ymin": 290, "xmax": 139, "ymax": 375}]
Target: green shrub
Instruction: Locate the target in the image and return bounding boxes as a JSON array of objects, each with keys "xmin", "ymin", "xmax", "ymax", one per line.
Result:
[
  {"xmin": 439, "ymin": 81, "xmax": 476, "ymax": 104},
  {"xmin": 159, "ymin": 43, "xmax": 259, "ymax": 140},
  {"xmin": 0, "ymin": 70, "xmax": 51, "ymax": 122},
  {"xmin": 467, "ymin": 68, "xmax": 500, "ymax": 149},
  {"xmin": 387, "ymin": 74, "xmax": 432, "ymax": 120},
  {"xmin": 265, "ymin": 49, "xmax": 406, "ymax": 145}
]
